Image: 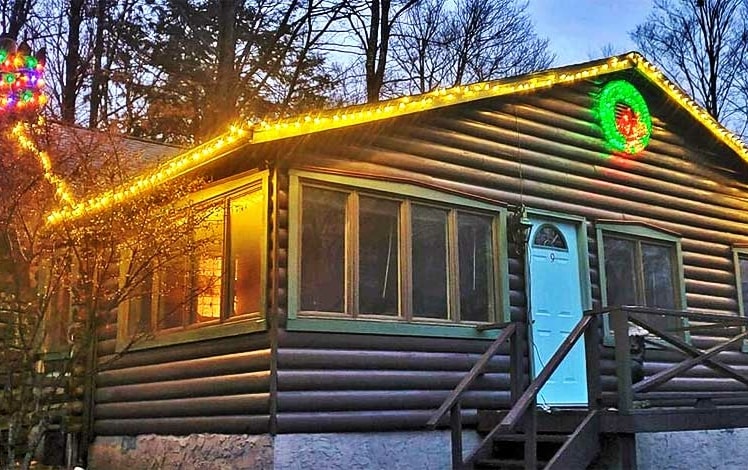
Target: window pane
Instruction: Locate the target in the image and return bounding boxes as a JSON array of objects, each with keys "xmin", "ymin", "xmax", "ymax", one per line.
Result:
[
  {"xmin": 229, "ymin": 191, "xmax": 263, "ymax": 317},
  {"xmin": 458, "ymin": 213, "xmax": 494, "ymax": 322},
  {"xmin": 412, "ymin": 205, "xmax": 448, "ymax": 319},
  {"xmin": 740, "ymin": 256, "xmax": 748, "ymax": 315},
  {"xmin": 193, "ymin": 206, "xmax": 225, "ymax": 323},
  {"xmin": 642, "ymin": 243, "xmax": 676, "ymax": 309},
  {"xmin": 603, "ymin": 236, "xmax": 638, "ymax": 306},
  {"xmin": 301, "ymin": 187, "xmax": 346, "ymax": 312},
  {"xmin": 159, "ymin": 255, "xmax": 190, "ymax": 329},
  {"xmin": 359, "ymin": 197, "xmax": 399, "ymax": 315}
]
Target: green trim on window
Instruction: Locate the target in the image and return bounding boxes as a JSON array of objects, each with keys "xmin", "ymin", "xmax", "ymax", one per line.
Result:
[
  {"xmin": 116, "ymin": 170, "xmax": 270, "ymax": 352},
  {"xmin": 286, "ymin": 317, "xmax": 499, "ymax": 339},
  {"xmin": 287, "ymin": 170, "xmax": 510, "ymax": 338},
  {"xmin": 732, "ymin": 248, "xmax": 748, "ymax": 353},
  {"xmin": 596, "ymin": 221, "xmax": 690, "ymax": 346},
  {"xmin": 124, "ymin": 318, "xmax": 267, "ymax": 352}
]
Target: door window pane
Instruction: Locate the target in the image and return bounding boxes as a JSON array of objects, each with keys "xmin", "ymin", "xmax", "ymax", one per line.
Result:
[
  {"xmin": 301, "ymin": 187, "xmax": 346, "ymax": 312},
  {"xmin": 359, "ymin": 197, "xmax": 399, "ymax": 315},
  {"xmin": 412, "ymin": 205, "xmax": 449, "ymax": 319},
  {"xmin": 603, "ymin": 236, "xmax": 638, "ymax": 306},
  {"xmin": 458, "ymin": 213, "xmax": 494, "ymax": 322},
  {"xmin": 229, "ymin": 191, "xmax": 263, "ymax": 316}
]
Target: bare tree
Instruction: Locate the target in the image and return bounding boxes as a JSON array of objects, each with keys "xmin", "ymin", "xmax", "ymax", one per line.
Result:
[
  {"xmin": 446, "ymin": 0, "xmax": 553, "ymax": 86},
  {"xmin": 340, "ymin": 0, "xmax": 422, "ymax": 102},
  {"xmin": 0, "ymin": 120, "xmax": 215, "ymax": 468},
  {"xmin": 390, "ymin": 0, "xmax": 449, "ymax": 94},
  {"xmin": 631, "ymin": 0, "xmax": 748, "ymax": 135},
  {"xmin": 390, "ymin": 0, "xmax": 553, "ymax": 95}
]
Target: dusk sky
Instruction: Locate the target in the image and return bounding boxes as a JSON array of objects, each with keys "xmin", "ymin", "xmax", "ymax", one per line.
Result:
[{"xmin": 527, "ymin": 0, "xmax": 655, "ymax": 66}]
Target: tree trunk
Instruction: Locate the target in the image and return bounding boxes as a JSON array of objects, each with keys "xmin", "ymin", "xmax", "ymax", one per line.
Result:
[
  {"xmin": 5, "ymin": 0, "xmax": 31, "ymax": 39},
  {"xmin": 206, "ymin": 0, "xmax": 238, "ymax": 138},
  {"xmin": 62, "ymin": 0, "xmax": 85, "ymax": 124},
  {"xmin": 89, "ymin": 0, "xmax": 108, "ymax": 129}
]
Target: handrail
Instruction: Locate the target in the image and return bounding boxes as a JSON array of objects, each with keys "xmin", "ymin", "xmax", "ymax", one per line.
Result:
[
  {"xmin": 462, "ymin": 315, "xmax": 594, "ymax": 467},
  {"xmin": 585, "ymin": 305, "xmax": 748, "ymax": 326},
  {"xmin": 426, "ymin": 322, "xmax": 516, "ymax": 429},
  {"xmin": 432, "ymin": 305, "xmax": 748, "ymax": 469}
]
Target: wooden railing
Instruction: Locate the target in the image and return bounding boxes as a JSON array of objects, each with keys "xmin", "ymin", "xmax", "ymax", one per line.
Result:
[
  {"xmin": 425, "ymin": 322, "xmax": 518, "ymax": 470},
  {"xmin": 430, "ymin": 306, "xmax": 748, "ymax": 470}
]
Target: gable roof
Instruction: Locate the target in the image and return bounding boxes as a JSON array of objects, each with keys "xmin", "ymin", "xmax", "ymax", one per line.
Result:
[{"xmin": 46, "ymin": 51, "xmax": 748, "ymax": 225}]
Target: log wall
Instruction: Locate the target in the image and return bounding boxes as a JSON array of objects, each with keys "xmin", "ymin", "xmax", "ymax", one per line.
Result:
[{"xmin": 275, "ymin": 70, "xmax": 748, "ymax": 431}]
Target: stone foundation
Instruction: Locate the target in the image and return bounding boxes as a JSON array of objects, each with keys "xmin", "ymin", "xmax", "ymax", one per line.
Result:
[
  {"xmin": 637, "ymin": 428, "xmax": 748, "ymax": 470},
  {"xmin": 88, "ymin": 434, "xmax": 273, "ymax": 470},
  {"xmin": 88, "ymin": 431, "xmax": 479, "ymax": 470}
]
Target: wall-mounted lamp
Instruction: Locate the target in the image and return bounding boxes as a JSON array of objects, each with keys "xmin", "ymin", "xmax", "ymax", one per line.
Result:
[{"xmin": 508, "ymin": 205, "xmax": 533, "ymax": 256}]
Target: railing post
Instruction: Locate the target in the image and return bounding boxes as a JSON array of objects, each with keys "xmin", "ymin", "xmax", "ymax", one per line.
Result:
[
  {"xmin": 523, "ymin": 398, "xmax": 537, "ymax": 470},
  {"xmin": 510, "ymin": 322, "xmax": 525, "ymax": 405},
  {"xmin": 450, "ymin": 403, "xmax": 463, "ymax": 470},
  {"xmin": 585, "ymin": 313, "xmax": 602, "ymax": 410},
  {"xmin": 611, "ymin": 308, "xmax": 633, "ymax": 414}
]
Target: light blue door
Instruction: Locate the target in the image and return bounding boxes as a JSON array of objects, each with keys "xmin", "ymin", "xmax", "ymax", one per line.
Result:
[{"xmin": 528, "ymin": 217, "xmax": 588, "ymax": 406}]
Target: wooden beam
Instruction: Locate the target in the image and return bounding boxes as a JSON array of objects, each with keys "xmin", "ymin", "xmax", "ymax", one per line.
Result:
[
  {"xmin": 629, "ymin": 315, "xmax": 748, "ymax": 389},
  {"xmin": 450, "ymin": 403, "xmax": 463, "ymax": 470},
  {"xmin": 476, "ymin": 321, "xmax": 514, "ymax": 332},
  {"xmin": 632, "ymin": 329, "xmax": 748, "ymax": 393},
  {"xmin": 426, "ymin": 323, "xmax": 515, "ymax": 429}
]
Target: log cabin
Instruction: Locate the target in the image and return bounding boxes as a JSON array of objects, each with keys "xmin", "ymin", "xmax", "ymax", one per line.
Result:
[{"xmin": 46, "ymin": 52, "xmax": 748, "ymax": 469}]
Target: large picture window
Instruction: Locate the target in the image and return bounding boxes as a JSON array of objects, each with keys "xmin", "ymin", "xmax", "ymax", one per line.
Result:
[
  {"xmin": 295, "ymin": 178, "xmax": 502, "ymax": 326},
  {"xmin": 597, "ymin": 222, "xmax": 687, "ymax": 340},
  {"xmin": 125, "ymin": 179, "xmax": 266, "ymax": 338}
]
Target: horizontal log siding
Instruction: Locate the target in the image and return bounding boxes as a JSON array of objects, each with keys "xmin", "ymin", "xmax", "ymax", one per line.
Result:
[
  {"xmin": 275, "ymin": 161, "xmax": 526, "ymax": 432},
  {"xmin": 276, "ymin": 331, "xmax": 521, "ymax": 433},
  {"xmin": 277, "ymin": 74, "xmax": 748, "ymax": 422},
  {"xmin": 94, "ymin": 333, "xmax": 271, "ymax": 435}
]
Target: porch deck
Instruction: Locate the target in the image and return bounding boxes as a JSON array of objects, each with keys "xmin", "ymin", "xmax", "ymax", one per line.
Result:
[{"xmin": 429, "ymin": 306, "xmax": 748, "ymax": 469}]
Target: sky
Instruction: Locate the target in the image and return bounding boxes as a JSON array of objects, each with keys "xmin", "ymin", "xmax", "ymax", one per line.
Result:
[{"xmin": 527, "ymin": 0, "xmax": 655, "ymax": 66}]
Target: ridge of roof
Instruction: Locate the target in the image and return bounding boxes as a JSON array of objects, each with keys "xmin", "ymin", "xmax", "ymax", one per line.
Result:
[{"xmin": 46, "ymin": 52, "xmax": 748, "ymax": 225}]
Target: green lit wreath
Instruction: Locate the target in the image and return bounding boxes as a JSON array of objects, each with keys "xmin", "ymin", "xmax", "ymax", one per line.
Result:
[{"xmin": 596, "ymin": 80, "xmax": 652, "ymax": 155}]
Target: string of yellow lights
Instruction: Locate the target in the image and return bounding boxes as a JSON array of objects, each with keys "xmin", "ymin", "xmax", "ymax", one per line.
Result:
[
  {"xmin": 44, "ymin": 52, "xmax": 748, "ymax": 226},
  {"xmin": 12, "ymin": 117, "xmax": 76, "ymax": 206}
]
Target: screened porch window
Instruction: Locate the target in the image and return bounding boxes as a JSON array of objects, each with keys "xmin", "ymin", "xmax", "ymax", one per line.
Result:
[{"xmin": 298, "ymin": 184, "xmax": 499, "ymax": 324}]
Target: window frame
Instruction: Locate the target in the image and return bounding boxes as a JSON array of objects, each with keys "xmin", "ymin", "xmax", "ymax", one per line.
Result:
[
  {"xmin": 287, "ymin": 170, "xmax": 509, "ymax": 338},
  {"xmin": 596, "ymin": 221, "xmax": 689, "ymax": 346},
  {"xmin": 116, "ymin": 170, "xmax": 269, "ymax": 351},
  {"xmin": 731, "ymin": 246, "xmax": 748, "ymax": 352}
]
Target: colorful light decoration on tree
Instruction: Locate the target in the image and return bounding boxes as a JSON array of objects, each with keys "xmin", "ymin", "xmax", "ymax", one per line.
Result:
[
  {"xmin": 0, "ymin": 39, "xmax": 47, "ymax": 112},
  {"xmin": 596, "ymin": 80, "xmax": 652, "ymax": 155}
]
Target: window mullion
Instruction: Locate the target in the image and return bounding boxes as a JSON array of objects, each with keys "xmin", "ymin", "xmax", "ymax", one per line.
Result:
[
  {"xmin": 448, "ymin": 209, "xmax": 460, "ymax": 322},
  {"xmin": 348, "ymin": 191, "xmax": 359, "ymax": 318},
  {"xmin": 401, "ymin": 200, "xmax": 412, "ymax": 321},
  {"xmin": 221, "ymin": 198, "xmax": 230, "ymax": 321}
]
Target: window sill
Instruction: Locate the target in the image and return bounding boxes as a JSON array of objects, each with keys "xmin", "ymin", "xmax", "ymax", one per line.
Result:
[
  {"xmin": 117, "ymin": 317, "xmax": 267, "ymax": 352},
  {"xmin": 287, "ymin": 316, "xmax": 500, "ymax": 339}
]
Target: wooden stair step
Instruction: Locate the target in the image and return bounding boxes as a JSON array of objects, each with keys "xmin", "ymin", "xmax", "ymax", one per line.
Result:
[
  {"xmin": 474, "ymin": 458, "xmax": 547, "ymax": 469},
  {"xmin": 492, "ymin": 433, "xmax": 569, "ymax": 443}
]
